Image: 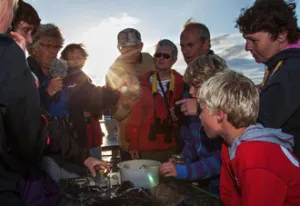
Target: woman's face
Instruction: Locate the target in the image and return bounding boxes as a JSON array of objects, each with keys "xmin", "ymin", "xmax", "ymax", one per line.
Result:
[
  {"xmin": 14, "ymin": 20, "xmax": 35, "ymax": 44},
  {"xmin": 33, "ymin": 36, "xmax": 62, "ymax": 75},
  {"xmin": 154, "ymin": 46, "xmax": 176, "ymax": 71}
]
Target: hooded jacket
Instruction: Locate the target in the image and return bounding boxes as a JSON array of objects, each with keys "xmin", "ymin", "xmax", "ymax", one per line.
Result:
[
  {"xmin": 105, "ymin": 52, "xmax": 155, "ymax": 151},
  {"xmin": 0, "ymin": 34, "xmax": 48, "ymax": 205},
  {"xmin": 220, "ymin": 124, "xmax": 300, "ymax": 206},
  {"xmin": 259, "ymin": 47, "xmax": 300, "ymax": 158}
]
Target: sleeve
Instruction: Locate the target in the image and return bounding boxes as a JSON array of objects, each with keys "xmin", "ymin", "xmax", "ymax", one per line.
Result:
[
  {"xmin": 219, "ymin": 163, "xmax": 236, "ymax": 205},
  {"xmin": 0, "ymin": 43, "xmax": 47, "ymax": 163},
  {"xmin": 78, "ymin": 81, "xmax": 120, "ymax": 117},
  {"xmin": 176, "ymin": 150, "xmax": 221, "ymax": 180},
  {"xmin": 258, "ymin": 65, "xmax": 300, "ymax": 128},
  {"xmin": 239, "ymin": 169, "xmax": 287, "ymax": 206},
  {"xmin": 219, "ymin": 144, "xmax": 240, "ymax": 206},
  {"xmin": 180, "ymin": 125, "xmax": 198, "ymax": 163}
]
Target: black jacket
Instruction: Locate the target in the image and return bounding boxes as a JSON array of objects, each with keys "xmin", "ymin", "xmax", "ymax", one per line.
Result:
[
  {"xmin": 259, "ymin": 48, "xmax": 300, "ymax": 158},
  {"xmin": 27, "ymin": 59, "xmax": 119, "ymax": 164},
  {"xmin": 0, "ymin": 34, "xmax": 47, "ymax": 203}
]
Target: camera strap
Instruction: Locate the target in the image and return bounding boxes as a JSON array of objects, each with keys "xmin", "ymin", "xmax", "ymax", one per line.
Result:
[{"xmin": 152, "ymin": 72, "xmax": 174, "ymax": 123}]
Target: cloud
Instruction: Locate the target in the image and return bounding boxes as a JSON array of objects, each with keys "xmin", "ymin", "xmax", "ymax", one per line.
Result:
[{"xmin": 70, "ymin": 13, "xmax": 141, "ymax": 85}]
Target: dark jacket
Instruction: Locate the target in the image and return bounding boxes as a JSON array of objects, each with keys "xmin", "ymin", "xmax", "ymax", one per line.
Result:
[
  {"xmin": 0, "ymin": 34, "xmax": 47, "ymax": 205},
  {"xmin": 259, "ymin": 48, "xmax": 300, "ymax": 158},
  {"xmin": 28, "ymin": 59, "xmax": 119, "ymax": 164}
]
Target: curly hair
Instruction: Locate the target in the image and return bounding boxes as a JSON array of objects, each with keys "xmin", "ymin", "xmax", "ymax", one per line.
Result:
[
  {"xmin": 60, "ymin": 43, "xmax": 88, "ymax": 60},
  {"xmin": 236, "ymin": 0, "xmax": 300, "ymax": 43},
  {"xmin": 184, "ymin": 54, "xmax": 228, "ymax": 88},
  {"xmin": 12, "ymin": 0, "xmax": 40, "ymax": 32}
]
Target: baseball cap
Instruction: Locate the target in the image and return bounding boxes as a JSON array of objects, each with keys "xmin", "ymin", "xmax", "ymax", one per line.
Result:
[{"xmin": 117, "ymin": 28, "xmax": 142, "ymax": 48}]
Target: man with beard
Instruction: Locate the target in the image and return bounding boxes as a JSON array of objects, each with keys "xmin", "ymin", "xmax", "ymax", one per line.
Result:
[{"xmin": 105, "ymin": 28, "xmax": 155, "ymax": 161}]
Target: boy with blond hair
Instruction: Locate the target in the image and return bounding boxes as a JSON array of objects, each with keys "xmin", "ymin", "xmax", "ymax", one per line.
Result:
[
  {"xmin": 160, "ymin": 55, "xmax": 227, "ymax": 195},
  {"xmin": 198, "ymin": 70, "xmax": 300, "ymax": 205}
]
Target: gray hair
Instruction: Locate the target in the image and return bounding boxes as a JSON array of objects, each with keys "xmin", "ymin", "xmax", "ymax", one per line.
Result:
[
  {"xmin": 183, "ymin": 20, "xmax": 211, "ymax": 48},
  {"xmin": 156, "ymin": 39, "xmax": 178, "ymax": 60},
  {"xmin": 27, "ymin": 23, "xmax": 64, "ymax": 54}
]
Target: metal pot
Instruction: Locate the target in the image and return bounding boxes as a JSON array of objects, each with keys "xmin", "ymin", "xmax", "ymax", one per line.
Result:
[{"xmin": 118, "ymin": 159, "xmax": 161, "ymax": 188}]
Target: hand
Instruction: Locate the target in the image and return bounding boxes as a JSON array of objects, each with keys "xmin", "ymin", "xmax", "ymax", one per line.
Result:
[
  {"xmin": 129, "ymin": 150, "xmax": 139, "ymax": 159},
  {"xmin": 176, "ymin": 98, "xmax": 198, "ymax": 116},
  {"xmin": 46, "ymin": 77, "xmax": 63, "ymax": 96},
  {"xmin": 170, "ymin": 107, "xmax": 178, "ymax": 122},
  {"xmin": 84, "ymin": 157, "xmax": 110, "ymax": 177},
  {"xmin": 10, "ymin": 31, "xmax": 26, "ymax": 53},
  {"xmin": 159, "ymin": 162, "xmax": 177, "ymax": 177}
]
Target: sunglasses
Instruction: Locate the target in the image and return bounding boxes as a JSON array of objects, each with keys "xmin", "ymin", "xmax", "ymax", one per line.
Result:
[{"xmin": 154, "ymin": 53, "xmax": 171, "ymax": 59}]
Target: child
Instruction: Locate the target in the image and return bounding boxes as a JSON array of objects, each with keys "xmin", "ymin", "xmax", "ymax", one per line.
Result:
[
  {"xmin": 61, "ymin": 43, "xmax": 103, "ymax": 159},
  {"xmin": 198, "ymin": 70, "xmax": 300, "ymax": 205},
  {"xmin": 159, "ymin": 55, "xmax": 227, "ymax": 196}
]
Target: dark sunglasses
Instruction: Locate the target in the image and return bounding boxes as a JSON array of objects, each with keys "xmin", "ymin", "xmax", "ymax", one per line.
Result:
[{"xmin": 154, "ymin": 53, "xmax": 171, "ymax": 59}]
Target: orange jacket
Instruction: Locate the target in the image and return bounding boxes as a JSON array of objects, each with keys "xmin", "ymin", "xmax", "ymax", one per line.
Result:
[{"xmin": 125, "ymin": 70, "xmax": 184, "ymax": 151}]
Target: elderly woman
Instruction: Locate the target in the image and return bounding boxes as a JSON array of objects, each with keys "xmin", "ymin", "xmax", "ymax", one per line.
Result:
[
  {"xmin": 125, "ymin": 39, "xmax": 185, "ymax": 162},
  {"xmin": 27, "ymin": 23, "xmax": 119, "ymax": 182}
]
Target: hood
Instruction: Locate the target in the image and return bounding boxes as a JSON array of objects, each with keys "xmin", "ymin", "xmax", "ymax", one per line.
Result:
[
  {"xmin": 285, "ymin": 39, "xmax": 300, "ymax": 49},
  {"xmin": 265, "ymin": 48, "xmax": 300, "ymax": 70},
  {"xmin": 229, "ymin": 124, "xmax": 294, "ymax": 160}
]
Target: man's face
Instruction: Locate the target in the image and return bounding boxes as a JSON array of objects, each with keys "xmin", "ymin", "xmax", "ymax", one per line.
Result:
[
  {"xmin": 14, "ymin": 21, "xmax": 35, "ymax": 45},
  {"xmin": 244, "ymin": 31, "xmax": 283, "ymax": 63},
  {"xmin": 34, "ymin": 36, "xmax": 62, "ymax": 75},
  {"xmin": 118, "ymin": 43, "xmax": 143, "ymax": 63},
  {"xmin": 66, "ymin": 49, "xmax": 86, "ymax": 69},
  {"xmin": 180, "ymin": 28, "xmax": 209, "ymax": 65},
  {"xmin": 154, "ymin": 46, "xmax": 176, "ymax": 71},
  {"xmin": 199, "ymin": 101, "xmax": 220, "ymax": 139}
]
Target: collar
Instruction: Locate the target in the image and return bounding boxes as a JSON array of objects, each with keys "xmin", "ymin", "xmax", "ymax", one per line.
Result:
[{"xmin": 152, "ymin": 70, "xmax": 175, "ymax": 94}]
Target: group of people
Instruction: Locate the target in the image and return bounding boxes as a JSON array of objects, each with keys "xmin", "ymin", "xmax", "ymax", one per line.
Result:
[{"xmin": 1, "ymin": 0, "xmax": 300, "ymax": 205}]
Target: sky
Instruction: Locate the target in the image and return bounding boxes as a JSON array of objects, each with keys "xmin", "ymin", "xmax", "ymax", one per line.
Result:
[{"xmin": 27, "ymin": 0, "xmax": 300, "ymax": 85}]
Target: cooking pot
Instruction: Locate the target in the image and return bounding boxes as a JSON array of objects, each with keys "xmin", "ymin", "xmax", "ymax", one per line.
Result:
[{"xmin": 118, "ymin": 159, "xmax": 161, "ymax": 188}]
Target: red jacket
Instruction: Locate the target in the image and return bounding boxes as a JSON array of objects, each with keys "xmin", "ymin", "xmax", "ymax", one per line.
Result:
[
  {"xmin": 86, "ymin": 117, "xmax": 103, "ymax": 148},
  {"xmin": 220, "ymin": 141, "xmax": 300, "ymax": 206},
  {"xmin": 125, "ymin": 70, "xmax": 184, "ymax": 151}
]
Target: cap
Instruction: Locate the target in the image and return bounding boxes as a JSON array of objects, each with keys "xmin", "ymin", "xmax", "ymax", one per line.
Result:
[{"xmin": 117, "ymin": 28, "xmax": 142, "ymax": 47}]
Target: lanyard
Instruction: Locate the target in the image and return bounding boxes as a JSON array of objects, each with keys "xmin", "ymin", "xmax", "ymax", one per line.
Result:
[
  {"xmin": 151, "ymin": 71, "xmax": 175, "ymax": 121},
  {"xmin": 260, "ymin": 60, "xmax": 283, "ymax": 88}
]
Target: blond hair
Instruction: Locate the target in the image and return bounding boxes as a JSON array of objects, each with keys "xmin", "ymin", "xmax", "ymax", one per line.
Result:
[
  {"xmin": 184, "ymin": 55, "xmax": 227, "ymax": 88},
  {"xmin": 198, "ymin": 70, "xmax": 259, "ymax": 128}
]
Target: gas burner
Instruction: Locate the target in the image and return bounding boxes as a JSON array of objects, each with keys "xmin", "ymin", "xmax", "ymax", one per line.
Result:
[{"xmin": 68, "ymin": 177, "xmax": 92, "ymax": 188}]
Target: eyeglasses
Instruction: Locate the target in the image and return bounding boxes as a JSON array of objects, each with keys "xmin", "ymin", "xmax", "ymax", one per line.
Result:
[
  {"xmin": 39, "ymin": 42, "xmax": 62, "ymax": 50},
  {"xmin": 154, "ymin": 53, "xmax": 171, "ymax": 59}
]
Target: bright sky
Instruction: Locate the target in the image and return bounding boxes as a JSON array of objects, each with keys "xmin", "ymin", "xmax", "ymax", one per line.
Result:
[{"xmin": 27, "ymin": 0, "xmax": 300, "ymax": 85}]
